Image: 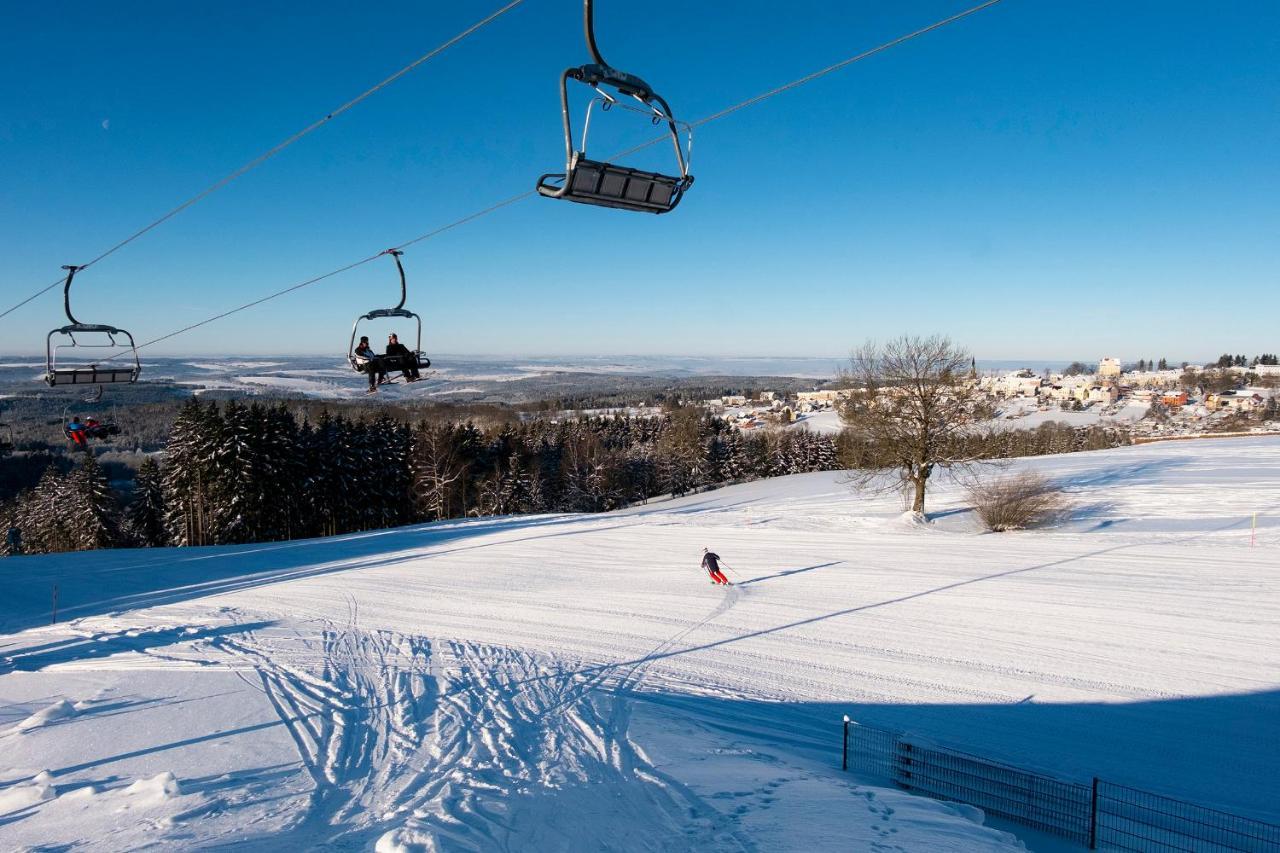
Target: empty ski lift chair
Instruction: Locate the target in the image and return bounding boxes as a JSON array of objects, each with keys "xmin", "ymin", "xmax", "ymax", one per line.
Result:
[
  {"xmin": 348, "ymin": 250, "xmax": 432, "ymax": 379},
  {"xmin": 536, "ymin": 0, "xmax": 693, "ymax": 214},
  {"xmin": 44, "ymin": 265, "xmax": 141, "ymax": 388}
]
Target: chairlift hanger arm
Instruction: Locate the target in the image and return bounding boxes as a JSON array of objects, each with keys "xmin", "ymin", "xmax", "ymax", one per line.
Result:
[
  {"xmin": 56, "ymin": 264, "xmax": 132, "ymax": 334},
  {"xmin": 61, "ymin": 264, "xmax": 83, "ymax": 326},
  {"xmin": 385, "ymin": 249, "xmax": 407, "ymax": 312},
  {"xmin": 579, "ymin": 0, "xmax": 651, "ymax": 100},
  {"xmin": 583, "ymin": 0, "xmax": 607, "ymax": 69}
]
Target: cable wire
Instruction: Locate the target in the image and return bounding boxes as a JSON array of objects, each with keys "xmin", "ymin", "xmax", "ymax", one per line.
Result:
[
  {"xmin": 107, "ymin": 0, "xmax": 1006, "ymax": 357},
  {"xmin": 691, "ymin": 0, "xmax": 1003, "ymax": 129},
  {"xmin": 132, "ymin": 190, "xmax": 535, "ymax": 352},
  {"xmin": 0, "ymin": 0, "xmax": 528, "ymax": 324}
]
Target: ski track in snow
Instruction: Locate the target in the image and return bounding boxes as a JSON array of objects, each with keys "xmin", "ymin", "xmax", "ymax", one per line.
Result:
[{"xmin": 207, "ymin": 595, "xmax": 754, "ymax": 852}]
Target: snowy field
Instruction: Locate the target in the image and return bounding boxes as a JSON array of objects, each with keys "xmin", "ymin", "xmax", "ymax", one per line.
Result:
[
  {"xmin": 790, "ymin": 409, "xmax": 845, "ymax": 434},
  {"xmin": 1, "ymin": 437, "xmax": 1278, "ymax": 851},
  {"xmin": 993, "ymin": 397, "xmax": 1151, "ymax": 429}
]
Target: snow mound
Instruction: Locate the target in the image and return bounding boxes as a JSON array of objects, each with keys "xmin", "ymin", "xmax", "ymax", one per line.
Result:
[
  {"xmin": 376, "ymin": 828, "xmax": 439, "ymax": 853},
  {"xmin": 894, "ymin": 509, "xmax": 930, "ymax": 528},
  {"xmin": 123, "ymin": 771, "xmax": 182, "ymax": 802},
  {"xmin": 0, "ymin": 777, "xmax": 55, "ymax": 813},
  {"xmin": 14, "ymin": 699, "xmax": 76, "ymax": 733}
]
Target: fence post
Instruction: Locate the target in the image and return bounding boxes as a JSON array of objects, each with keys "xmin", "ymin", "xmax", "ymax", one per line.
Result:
[
  {"xmin": 842, "ymin": 715, "xmax": 850, "ymax": 771},
  {"xmin": 52, "ymin": 583, "xmax": 59, "ymax": 625},
  {"xmin": 1089, "ymin": 776, "xmax": 1099, "ymax": 849}
]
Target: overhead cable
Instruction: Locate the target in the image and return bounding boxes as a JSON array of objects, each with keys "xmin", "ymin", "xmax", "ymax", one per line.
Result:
[
  {"xmin": 0, "ymin": 0, "xmax": 528, "ymax": 323},
  {"xmin": 111, "ymin": 0, "xmax": 1008, "ymax": 356}
]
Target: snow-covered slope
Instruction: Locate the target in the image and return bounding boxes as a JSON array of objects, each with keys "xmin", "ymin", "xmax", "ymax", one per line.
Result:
[{"xmin": 1, "ymin": 438, "xmax": 1277, "ymax": 851}]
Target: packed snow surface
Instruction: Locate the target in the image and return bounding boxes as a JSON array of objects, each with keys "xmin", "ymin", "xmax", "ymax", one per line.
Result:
[{"xmin": 1, "ymin": 437, "xmax": 1278, "ymax": 851}]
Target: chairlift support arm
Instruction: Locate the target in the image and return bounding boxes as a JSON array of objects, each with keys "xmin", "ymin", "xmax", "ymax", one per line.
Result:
[
  {"xmin": 583, "ymin": 0, "xmax": 607, "ymax": 69},
  {"xmin": 386, "ymin": 249, "xmax": 407, "ymax": 312},
  {"xmin": 62, "ymin": 264, "xmax": 83, "ymax": 326}
]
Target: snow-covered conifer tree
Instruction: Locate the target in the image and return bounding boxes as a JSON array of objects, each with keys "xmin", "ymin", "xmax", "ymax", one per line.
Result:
[
  {"xmin": 66, "ymin": 454, "xmax": 123, "ymax": 550},
  {"xmin": 124, "ymin": 457, "xmax": 169, "ymax": 547}
]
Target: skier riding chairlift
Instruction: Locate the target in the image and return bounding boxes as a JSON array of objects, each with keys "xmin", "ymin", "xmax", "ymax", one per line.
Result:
[
  {"xmin": 347, "ymin": 250, "xmax": 431, "ymax": 388},
  {"xmin": 65, "ymin": 416, "xmax": 89, "ymax": 450}
]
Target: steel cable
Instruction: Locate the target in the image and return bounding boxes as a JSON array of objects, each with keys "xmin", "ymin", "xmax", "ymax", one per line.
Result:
[
  {"xmin": 105, "ymin": 0, "xmax": 1007, "ymax": 357},
  {"xmin": 0, "ymin": 0, "xmax": 529, "ymax": 323}
]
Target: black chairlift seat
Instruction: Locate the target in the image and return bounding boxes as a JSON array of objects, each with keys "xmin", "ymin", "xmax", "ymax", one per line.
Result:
[
  {"xmin": 48, "ymin": 365, "xmax": 139, "ymax": 386},
  {"xmin": 536, "ymin": 3, "xmax": 693, "ymax": 214},
  {"xmin": 539, "ymin": 155, "xmax": 682, "ymax": 214}
]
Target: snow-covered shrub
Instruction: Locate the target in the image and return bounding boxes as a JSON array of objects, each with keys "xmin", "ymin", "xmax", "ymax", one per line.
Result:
[{"xmin": 968, "ymin": 472, "xmax": 1069, "ymax": 532}]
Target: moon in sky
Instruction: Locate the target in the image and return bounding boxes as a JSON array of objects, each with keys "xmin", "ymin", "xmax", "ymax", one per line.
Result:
[{"xmin": 101, "ymin": 119, "xmax": 110, "ymax": 130}]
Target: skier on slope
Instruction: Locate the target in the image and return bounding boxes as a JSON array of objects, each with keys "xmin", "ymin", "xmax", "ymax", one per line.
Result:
[{"xmin": 702, "ymin": 547, "xmax": 731, "ymax": 586}]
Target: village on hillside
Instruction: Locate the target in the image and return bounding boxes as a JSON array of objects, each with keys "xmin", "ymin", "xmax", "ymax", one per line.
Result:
[{"xmin": 699, "ymin": 355, "xmax": 1280, "ymax": 439}]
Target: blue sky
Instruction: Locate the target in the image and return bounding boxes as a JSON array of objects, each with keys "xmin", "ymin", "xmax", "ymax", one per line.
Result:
[{"xmin": 2, "ymin": 1, "xmax": 1277, "ymax": 361}]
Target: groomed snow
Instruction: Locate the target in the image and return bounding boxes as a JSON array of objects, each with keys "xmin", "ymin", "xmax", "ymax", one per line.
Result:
[
  {"xmin": 789, "ymin": 409, "xmax": 845, "ymax": 434},
  {"xmin": 1, "ymin": 437, "xmax": 1277, "ymax": 851}
]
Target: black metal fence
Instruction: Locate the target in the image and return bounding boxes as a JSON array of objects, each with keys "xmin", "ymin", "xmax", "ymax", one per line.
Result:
[{"xmin": 841, "ymin": 718, "xmax": 1280, "ymax": 851}]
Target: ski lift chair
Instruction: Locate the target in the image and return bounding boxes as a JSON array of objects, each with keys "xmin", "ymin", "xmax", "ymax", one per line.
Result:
[
  {"xmin": 44, "ymin": 265, "xmax": 141, "ymax": 387},
  {"xmin": 347, "ymin": 250, "xmax": 432, "ymax": 379},
  {"xmin": 60, "ymin": 390, "xmax": 120, "ymax": 447},
  {"xmin": 536, "ymin": 0, "xmax": 693, "ymax": 214}
]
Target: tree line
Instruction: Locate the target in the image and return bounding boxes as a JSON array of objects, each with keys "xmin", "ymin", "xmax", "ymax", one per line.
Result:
[
  {"xmin": 1216, "ymin": 353, "xmax": 1279, "ymax": 368},
  {"xmin": 2, "ymin": 392, "xmax": 1135, "ymax": 556},
  {"xmin": 1, "ymin": 399, "xmax": 842, "ymax": 554}
]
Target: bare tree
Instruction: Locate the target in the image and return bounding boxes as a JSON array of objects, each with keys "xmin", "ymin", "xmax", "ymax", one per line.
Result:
[
  {"xmin": 838, "ymin": 335, "xmax": 983, "ymax": 516},
  {"xmin": 411, "ymin": 423, "xmax": 466, "ymax": 520}
]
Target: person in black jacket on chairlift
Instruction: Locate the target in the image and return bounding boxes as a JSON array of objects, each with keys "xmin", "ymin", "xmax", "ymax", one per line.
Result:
[{"xmin": 385, "ymin": 333, "xmax": 420, "ymax": 382}]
